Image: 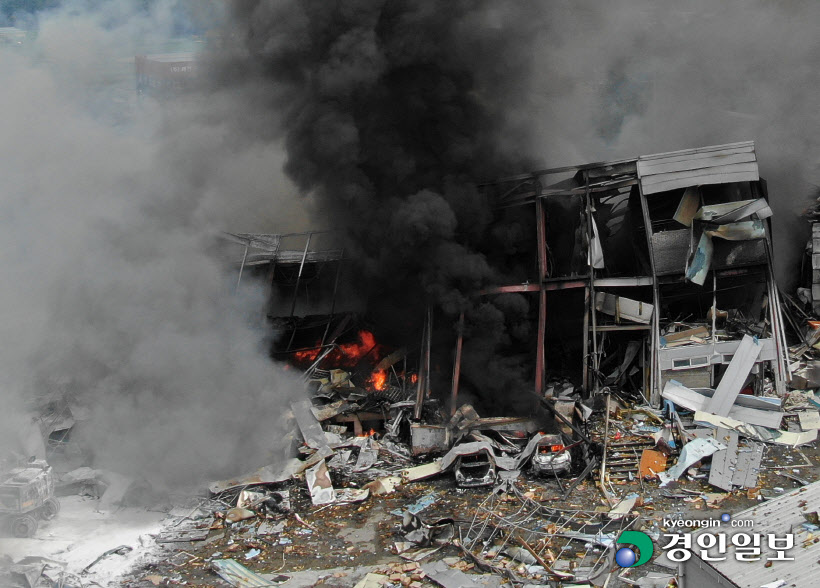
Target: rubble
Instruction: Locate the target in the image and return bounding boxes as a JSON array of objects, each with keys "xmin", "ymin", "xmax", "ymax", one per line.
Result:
[{"xmin": 16, "ymin": 143, "xmax": 820, "ymax": 588}]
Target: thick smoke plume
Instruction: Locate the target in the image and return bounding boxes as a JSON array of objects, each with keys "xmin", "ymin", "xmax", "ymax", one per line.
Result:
[
  {"xmin": 209, "ymin": 1, "xmax": 544, "ymax": 413},
  {"xmin": 0, "ymin": 0, "xmax": 309, "ymax": 485},
  {"xmin": 527, "ymin": 0, "xmax": 820, "ymax": 284},
  {"xmin": 4, "ymin": 0, "xmax": 820, "ymax": 480},
  {"xmin": 211, "ymin": 1, "xmax": 820, "ymax": 411}
]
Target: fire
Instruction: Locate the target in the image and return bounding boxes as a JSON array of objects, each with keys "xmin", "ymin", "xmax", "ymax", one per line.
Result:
[
  {"xmin": 293, "ymin": 347, "xmax": 320, "ymax": 363},
  {"xmin": 371, "ymin": 370, "xmax": 388, "ymax": 391},
  {"xmin": 410, "ymin": 373, "xmax": 418, "ymax": 384},
  {"xmin": 324, "ymin": 330, "xmax": 382, "ymax": 367},
  {"xmin": 291, "ymin": 330, "xmax": 383, "ymax": 367},
  {"xmin": 335, "ymin": 330, "xmax": 379, "ymax": 362}
]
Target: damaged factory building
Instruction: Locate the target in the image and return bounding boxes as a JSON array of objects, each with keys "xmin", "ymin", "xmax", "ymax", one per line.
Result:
[
  {"xmin": 489, "ymin": 140, "xmax": 787, "ymax": 409},
  {"xmin": 214, "ymin": 141, "xmax": 794, "ymax": 488},
  {"xmin": 226, "ymin": 141, "xmax": 788, "ymax": 459},
  {"xmin": 12, "ymin": 141, "xmax": 820, "ymax": 588}
]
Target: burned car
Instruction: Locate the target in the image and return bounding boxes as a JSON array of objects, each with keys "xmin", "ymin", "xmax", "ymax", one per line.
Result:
[
  {"xmin": 523, "ymin": 433, "xmax": 572, "ymax": 477},
  {"xmin": 441, "ymin": 442, "xmax": 498, "ymax": 488},
  {"xmin": 453, "ymin": 448, "xmax": 497, "ymax": 487},
  {"xmin": 531, "ymin": 434, "xmax": 572, "ymax": 476}
]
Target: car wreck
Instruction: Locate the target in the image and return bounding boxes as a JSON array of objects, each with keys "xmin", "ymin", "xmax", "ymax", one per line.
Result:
[{"xmin": 529, "ymin": 434, "xmax": 572, "ymax": 477}]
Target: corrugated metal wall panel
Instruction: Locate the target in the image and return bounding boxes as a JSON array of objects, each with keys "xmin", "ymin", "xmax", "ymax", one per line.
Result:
[
  {"xmin": 638, "ymin": 142, "xmax": 759, "ymax": 195},
  {"xmin": 638, "ymin": 152, "xmax": 756, "ymax": 176}
]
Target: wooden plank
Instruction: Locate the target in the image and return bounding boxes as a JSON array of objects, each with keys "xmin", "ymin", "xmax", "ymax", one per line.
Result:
[
  {"xmin": 662, "ymin": 325, "xmax": 710, "ymax": 344},
  {"xmin": 673, "ymin": 186, "xmax": 701, "ymax": 227},
  {"xmin": 595, "ymin": 292, "xmax": 653, "ymax": 324},
  {"xmin": 592, "ymin": 324, "xmax": 651, "ymax": 332},
  {"xmin": 705, "ymin": 335, "xmax": 763, "ymax": 417}
]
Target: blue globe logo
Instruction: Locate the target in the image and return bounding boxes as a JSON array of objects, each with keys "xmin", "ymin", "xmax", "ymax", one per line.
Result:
[
  {"xmin": 721, "ymin": 513, "xmax": 731, "ymax": 523},
  {"xmin": 615, "ymin": 531, "xmax": 654, "ymax": 567},
  {"xmin": 615, "ymin": 547, "xmax": 637, "ymax": 567}
]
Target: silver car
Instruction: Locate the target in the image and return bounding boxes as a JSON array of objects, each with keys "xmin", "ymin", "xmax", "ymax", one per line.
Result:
[{"xmin": 530, "ymin": 434, "xmax": 572, "ymax": 476}]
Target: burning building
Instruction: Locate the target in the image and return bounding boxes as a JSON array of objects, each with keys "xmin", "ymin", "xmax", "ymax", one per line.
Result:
[{"xmin": 229, "ymin": 141, "xmax": 786, "ymax": 449}]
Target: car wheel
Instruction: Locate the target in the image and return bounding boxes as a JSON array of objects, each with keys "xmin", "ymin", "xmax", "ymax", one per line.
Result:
[
  {"xmin": 39, "ymin": 498, "xmax": 60, "ymax": 520},
  {"xmin": 12, "ymin": 515, "xmax": 38, "ymax": 538}
]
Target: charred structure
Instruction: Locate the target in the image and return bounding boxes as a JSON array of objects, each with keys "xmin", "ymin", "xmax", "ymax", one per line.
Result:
[{"xmin": 484, "ymin": 140, "xmax": 787, "ymax": 409}]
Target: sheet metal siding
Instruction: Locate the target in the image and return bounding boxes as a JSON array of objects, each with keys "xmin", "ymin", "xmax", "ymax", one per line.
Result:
[
  {"xmin": 685, "ymin": 480, "xmax": 820, "ymax": 587},
  {"xmin": 684, "ymin": 555, "xmax": 741, "ymax": 587},
  {"xmin": 650, "ymin": 230, "xmax": 766, "ymax": 275},
  {"xmin": 638, "ymin": 142, "xmax": 759, "ymax": 195}
]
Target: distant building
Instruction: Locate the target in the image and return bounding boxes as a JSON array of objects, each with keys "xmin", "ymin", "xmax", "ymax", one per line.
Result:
[{"xmin": 135, "ymin": 52, "xmax": 197, "ymax": 97}]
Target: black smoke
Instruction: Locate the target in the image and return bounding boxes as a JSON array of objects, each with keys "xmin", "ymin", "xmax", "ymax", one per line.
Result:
[{"xmin": 206, "ymin": 1, "xmax": 547, "ymax": 413}]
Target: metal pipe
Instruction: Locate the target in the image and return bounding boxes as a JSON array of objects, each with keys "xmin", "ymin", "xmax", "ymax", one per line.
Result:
[
  {"xmin": 584, "ymin": 171, "xmax": 600, "ymax": 389},
  {"xmin": 320, "ymin": 252, "xmax": 344, "ymax": 348},
  {"xmin": 289, "ymin": 232, "xmax": 313, "ymax": 318},
  {"xmin": 535, "ymin": 197, "xmax": 547, "ymax": 398},
  {"xmin": 235, "ymin": 244, "xmax": 249, "ymax": 293},
  {"xmin": 450, "ymin": 312, "xmax": 465, "ymax": 416},
  {"xmin": 425, "ymin": 306, "xmax": 433, "ymax": 398},
  {"xmin": 414, "ymin": 309, "xmax": 429, "ymax": 420}
]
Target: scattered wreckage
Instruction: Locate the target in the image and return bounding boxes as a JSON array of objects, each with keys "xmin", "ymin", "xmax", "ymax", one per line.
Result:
[{"xmin": 11, "ymin": 142, "xmax": 820, "ymax": 588}]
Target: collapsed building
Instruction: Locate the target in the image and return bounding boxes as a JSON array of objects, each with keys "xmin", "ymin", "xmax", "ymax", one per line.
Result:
[
  {"xmin": 226, "ymin": 142, "xmax": 786, "ymax": 441},
  {"xmin": 487, "ymin": 140, "xmax": 787, "ymax": 407},
  {"xmin": 10, "ymin": 141, "xmax": 820, "ymax": 588}
]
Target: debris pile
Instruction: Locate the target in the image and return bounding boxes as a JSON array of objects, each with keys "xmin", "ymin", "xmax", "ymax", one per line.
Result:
[{"xmin": 10, "ymin": 142, "xmax": 820, "ymax": 588}]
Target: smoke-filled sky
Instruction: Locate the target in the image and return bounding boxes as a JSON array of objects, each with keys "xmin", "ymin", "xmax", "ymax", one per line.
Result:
[
  {"xmin": 0, "ymin": 0, "xmax": 308, "ymax": 484},
  {"xmin": 210, "ymin": 0, "xmax": 820, "ymax": 411},
  {"xmin": 1, "ymin": 0, "xmax": 819, "ymax": 481}
]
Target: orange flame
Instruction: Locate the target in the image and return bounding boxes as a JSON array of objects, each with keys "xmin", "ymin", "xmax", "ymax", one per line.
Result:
[
  {"xmin": 291, "ymin": 330, "xmax": 383, "ymax": 368},
  {"xmin": 293, "ymin": 347, "xmax": 320, "ymax": 363},
  {"xmin": 371, "ymin": 370, "xmax": 388, "ymax": 391},
  {"xmin": 334, "ymin": 330, "xmax": 378, "ymax": 363},
  {"xmin": 410, "ymin": 373, "xmax": 418, "ymax": 384}
]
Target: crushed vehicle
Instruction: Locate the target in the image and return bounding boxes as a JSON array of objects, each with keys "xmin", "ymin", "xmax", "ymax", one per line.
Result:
[
  {"xmin": 529, "ymin": 433, "xmax": 572, "ymax": 477},
  {"xmin": 453, "ymin": 447, "xmax": 497, "ymax": 488},
  {"xmin": 0, "ymin": 457, "xmax": 59, "ymax": 537}
]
